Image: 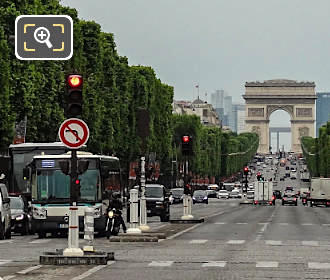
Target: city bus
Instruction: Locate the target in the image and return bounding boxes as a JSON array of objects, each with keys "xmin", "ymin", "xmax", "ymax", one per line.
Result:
[
  {"xmin": 27, "ymin": 152, "xmax": 121, "ymax": 238},
  {"xmin": 8, "ymin": 142, "xmax": 69, "ymax": 198}
]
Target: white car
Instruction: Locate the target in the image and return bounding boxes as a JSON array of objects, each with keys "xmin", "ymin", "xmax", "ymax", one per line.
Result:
[
  {"xmin": 229, "ymin": 190, "xmax": 241, "ymax": 199},
  {"xmin": 0, "ymin": 183, "xmax": 11, "ymax": 239},
  {"xmin": 217, "ymin": 190, "xmax": 229, "ymax": 199}
]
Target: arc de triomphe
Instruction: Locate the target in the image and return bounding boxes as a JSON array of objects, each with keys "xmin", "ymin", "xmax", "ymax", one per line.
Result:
[{"xmin": 243, "ymin": 79, "xmax": 316, "ymax": 154}]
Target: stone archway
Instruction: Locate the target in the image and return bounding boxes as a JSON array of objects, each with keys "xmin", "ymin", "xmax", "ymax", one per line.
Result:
[{"xmin": 243, "ymin": 79, "xmax": 316, "ymax": 154}]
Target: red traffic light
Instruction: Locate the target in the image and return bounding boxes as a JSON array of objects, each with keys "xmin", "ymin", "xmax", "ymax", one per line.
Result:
[
  {"xmin": 244, "ymin": 167, "xmax": 249, "ymax": 172},
  {"xmin": 257, "ymin": 172, "xmax": 261, "ymax": 176},
  {"xmin": 67, "ymin": 75, "xmax": 83, "ymax": 88},
  {"xmin": 182, "ymin": 136, "xmax": 190, "ymax": 143},
  {"xmin": 75, "ymin": 179, "xmax": 80, "ymax": 185}
]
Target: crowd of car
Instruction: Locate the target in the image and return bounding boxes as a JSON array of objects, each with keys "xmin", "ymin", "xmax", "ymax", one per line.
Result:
[{"xmin": 0, "ymin": 183, "xmax": 32, "ymax": 239}]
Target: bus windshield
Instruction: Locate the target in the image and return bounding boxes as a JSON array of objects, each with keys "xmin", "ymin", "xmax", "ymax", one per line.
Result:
[{"xmin": 36, "ymin": 168, "xmax": 100, "ymax": 202}]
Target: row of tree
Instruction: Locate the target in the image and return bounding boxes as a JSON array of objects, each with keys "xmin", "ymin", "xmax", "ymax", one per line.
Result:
[
  {"xmin": 0, "ymin": 0, "xmax": 258, "ymax": 186},
  {"xmin": 301, "ymin": 122, "xmax": 330, "ymax": 178}
]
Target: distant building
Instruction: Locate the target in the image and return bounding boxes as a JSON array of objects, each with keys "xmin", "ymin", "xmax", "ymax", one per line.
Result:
[
  {"xmin": 224, "ymin": 96, "xmax": 234, "ymax": 130},
  {"xmin": 232, "ymin": 104, "xmax": 246, "ymax": 134},
  {"xmin": 211, "ymin": 90, "xmax": 224, "ymax": 109},
  {"xmin": 173, "ymin": 99, "xmax": 221, "ymax": 127},
  {"xmin": 316, "ymin": 92, "xmax": 330, "ymax": 136}
]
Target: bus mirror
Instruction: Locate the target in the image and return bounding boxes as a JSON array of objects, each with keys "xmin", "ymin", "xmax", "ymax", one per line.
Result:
[
  {"xmin": 23, "ymin": 167, "xmax": 29, "ymax": 180},
  {"xmin": 59, "ymin": 160, "xmax": 70, "ymax": 175},
  {"xmin": 78, "ymin": 160, "xmax": 89, "ymax": 175}
]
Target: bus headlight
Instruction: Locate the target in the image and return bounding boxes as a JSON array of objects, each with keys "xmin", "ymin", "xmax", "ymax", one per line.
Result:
[{"xmin": 32, "ymin": 207, "xmax": 47, "ymax": 219}]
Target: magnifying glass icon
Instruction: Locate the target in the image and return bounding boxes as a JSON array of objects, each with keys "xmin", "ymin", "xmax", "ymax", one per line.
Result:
[{"xmin": 34, "ymin": 27, "xmax": 53, "ymax": 48}]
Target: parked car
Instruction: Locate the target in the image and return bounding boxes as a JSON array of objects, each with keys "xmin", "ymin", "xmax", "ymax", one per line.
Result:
[
  {"xmin": 280, "ymin": 177, "xmax": 285, "ymax": 181},
  {"xmin": 9, "ymin": 196, "xmax": 31, "ymax": 235},
  {"xmin": 282, "ymin": 193, "xmax": 298, "ymax": 206},
  {"xmin": 193, "ymin": 190, "xmax": 208, "ymax": 204},
  {"xmin": 145, "ymin": 184, "xmax": 170, "ymax": 222},
  {"xmin": 0, "ymin": 183, "xmax": 11, "ymax": 239},
  {"xmin": 217, "ymin": 190, "xmax": 229, "ymax": 199},
  {"xmin": 170, "ymin": 188, "xmax": 184, "ymax": 204}
]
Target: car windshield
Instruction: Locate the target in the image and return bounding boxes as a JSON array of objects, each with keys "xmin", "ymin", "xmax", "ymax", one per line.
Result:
[
  {"xmin": 145, "ymin": 186, "xmax": 163, "ymax": 198},
  {"xmin": 9, "ymin": 197, "xmax": 24, "ymax": 209},
  {"xmin": 219, "ymin": 190, "xmax": 227, "ymax": 193},
  {"xmin": 194, "ymin": 190, "xmax": 206, "ymax": 196}
]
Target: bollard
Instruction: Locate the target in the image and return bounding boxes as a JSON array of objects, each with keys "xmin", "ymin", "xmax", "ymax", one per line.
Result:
[
  {"xmin": 83, "ymin": 207, "xmax": 94, "ymax": 252},
  {"xmin": 139, "ymin": 156, "xmax": 150, "ymax": 231},
  {"xmin": 126, "ymin": 189, "xmax": 142, "ymax": 234},
  {"xmin": 63, "ymin": 203, "xmax": 84, "ymax": 256},
  {"xmin": 181, "ymin": 194, "xmax": 194, "ymax": 220}
]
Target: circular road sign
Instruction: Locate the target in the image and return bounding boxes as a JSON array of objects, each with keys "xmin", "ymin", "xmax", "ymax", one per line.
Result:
[{"xmin": 58, "ymin": 118, "xmax": 89, "ymax": 149}]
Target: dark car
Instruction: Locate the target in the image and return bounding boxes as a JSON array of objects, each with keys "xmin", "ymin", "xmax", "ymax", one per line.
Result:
[
  {"xmin": 282, "ymin": 193, "xmax": 297, "ymax": 206},
  {"xmin": 280, "ymin": 177, "xmax": 285, "ymax": 181},
  {"xmin": 273, "ymin": 190, "xmax": 282, "ymax": 199},
  {"xmin": 285, "ymin": 166, "xmax": 290, "ymax": 170},
  {"xmin": 145, "ymin": 184, "xmax": 170, "ymax": 222},
  {"xmin": 9, "ymin": 196, "xmax": 31, "ymax": 235},
  {"xmin": 170, "ymin": 188, "xmax": 184, "ymax": 204},
  {"xmin": 193, "ymin": 190, "xmax": 208, "ymax": 204},
  {"xmin": 285, "ymin": 186, "xmax": 294, "ymax": 192}
]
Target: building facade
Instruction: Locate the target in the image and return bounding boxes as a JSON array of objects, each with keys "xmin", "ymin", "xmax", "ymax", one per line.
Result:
[{"xmin": 316, "ymin": 92, "xmax": 330, "ymax": 136}]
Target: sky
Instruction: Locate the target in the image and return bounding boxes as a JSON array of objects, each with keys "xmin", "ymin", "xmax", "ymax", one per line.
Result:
[{"xmin": 60, "ymin": 0, "xmax": 330, "ymax": 151}]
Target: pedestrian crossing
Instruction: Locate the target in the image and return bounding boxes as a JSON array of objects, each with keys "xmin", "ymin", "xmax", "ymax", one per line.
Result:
[
  {"xmin": 184, "ymin": 239, "xmax": 330, "ymax": 246},
  {"xmin": 212, "ymin": 222, "xmax": 330, "ymax": 226},
  {"xmin": 135, "ymin": 260, "xmax": 330, "ymax": 270}
]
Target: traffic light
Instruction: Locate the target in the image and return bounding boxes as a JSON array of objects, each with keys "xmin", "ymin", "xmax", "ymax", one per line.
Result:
[
  {"xmin": 72, "ymin": 178, "xmax": 81, "ymax": 201},
  {"xmin": 66, "ymin": 74, "xmax": 83, "ymax": 118},
  {"xmin": 181, "ymin": 135, "xmax": 193, "ymax": 156},
  {"xmin": 257, "ymin": 172, "xmax": 262, "ymax": 181},
  {"xmin": 243, "ymin": 167, "xmax": 249, "ymax": 176}
]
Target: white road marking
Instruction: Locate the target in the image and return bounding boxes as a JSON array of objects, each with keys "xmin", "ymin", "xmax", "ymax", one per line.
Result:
[
  {"xmin": 301, "ymin": 223, "xmax": 314, "ymax": 226},
  {"xmin": 17, "ymin": 265, "xmax": 42, "ymax": 274},
  {"xmin": 0, "ymin": 260, "xmax": 12, "ymax": 266},
  {"xmin": 322, "ymin": 224, "xmax": 330, "ymax": 227},
  {"xmin": 266, "ymin": 240, "xmax": 282, "ymax": 246},
  {"xmin": 148, "ymin": 261, "xmax": 173, "ymax": 267},
  {"xmin": 202, "ymin": 261, "xmax": 227, "ymax": 267},
  {"xmin": 308, "ymin": 262, "xmax": 330, "ymax": 269},
  {"xmin": 214, "ymin": 222, "xmax": 227, "ymax": 225},
  {"xmin": 3, "ymin": 276, "xmax": 15, "ymax": 280},
  {"xmin": 302, "ymin": 241, "xmax": 319, "ymax": 246},
  {"xmin": 71, "ymin": 261, "xmax": 115, "ymax": 280},
  {"xmin": 278, "ymin": 223, "xmax": 289, "ymax": 226},
  {"xmin": 0, "ymin": 240, "xmax": 12, "ymax": 244},
  {"xmin": 256, "ymin": 261, "xmax": 279, "ymax": 268},
  {"xmin": 236, "ymin": 223, "xmax": 248, "ymax": 225},
  {"xmin": 189, "ymin": 239, "xmax": 208, "ymax": 244},
  {"xmin": 29, "ymin": 239, "xmax": 52, "ymax": 244},
  {"xmin": 227, "ymin": 240, "xmax": 245, "ymax": 244}
]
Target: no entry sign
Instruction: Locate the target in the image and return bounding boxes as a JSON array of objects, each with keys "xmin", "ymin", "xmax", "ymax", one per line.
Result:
[{"xmin": 58, "ymin": 118, "xmax": 89, "ymax": 149}]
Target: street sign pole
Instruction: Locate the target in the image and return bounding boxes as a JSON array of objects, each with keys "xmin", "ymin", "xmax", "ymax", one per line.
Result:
[{"xmin": 58, "ymin": 119, "xmax": 89, "ymax": 257}]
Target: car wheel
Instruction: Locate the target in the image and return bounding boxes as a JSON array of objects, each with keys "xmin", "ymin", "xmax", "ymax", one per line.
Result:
[
  {"xmin": 5, "ymin": 227, "xmax": 11, "ymax": 239},
  {"xmin": 160, "ymin": 214, "xmax": 169, "ymax": 222},
  {"xmin": 205, "ymin": 200, "xmax": 208, "ymax": 204},
  {"xmin": 21, "ymin": 221, "xmax": 29, "ymax": 236},
  {"xmin": 38, "ymin": 231, "xmax": 46, "ymax": 239},
  {"xmin": 0, "ymin": 222, "xmax": 5, "ymax": 240},
  {"xmin": 295, "ymin": 203, "xmax": 297, "ymax": 206}
]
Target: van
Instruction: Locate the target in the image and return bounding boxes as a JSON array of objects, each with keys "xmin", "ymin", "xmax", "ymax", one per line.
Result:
[{"xmin": 0, "ymin": 183, "xmax": 11, "ymax": 239}]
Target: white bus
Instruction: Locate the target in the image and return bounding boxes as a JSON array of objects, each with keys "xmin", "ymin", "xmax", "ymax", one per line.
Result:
[{"xmin": 26, "ymin": 152, "xmax": 121, "ymax": 238}]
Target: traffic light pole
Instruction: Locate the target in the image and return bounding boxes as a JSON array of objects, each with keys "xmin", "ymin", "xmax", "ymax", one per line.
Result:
[
  {"xmin": 139, "ymin": 156, "xmax": 150, "ymax": 231},
  {"xmin": 63, "ymin": 150, "xmax": 83, "ymax": 257},
  {"xmin": 182, "ymin": 158, "xmax": 193, "ymax": 220}
]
